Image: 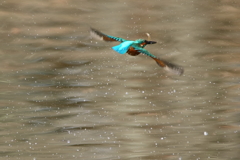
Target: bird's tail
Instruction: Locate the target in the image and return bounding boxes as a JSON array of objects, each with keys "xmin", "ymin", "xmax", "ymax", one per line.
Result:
[{"xmin": 152, "ymin": 57, "xmax": 184, "ymax": 76}]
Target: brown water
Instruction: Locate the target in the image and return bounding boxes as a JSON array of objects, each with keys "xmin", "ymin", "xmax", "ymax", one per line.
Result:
[{"xmin": 1, "ymin": 0, "xmax": 240, "ymax": 160}]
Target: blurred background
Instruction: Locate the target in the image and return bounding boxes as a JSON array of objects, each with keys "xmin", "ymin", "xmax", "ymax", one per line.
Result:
[{"xmin": 0, "ymin": 0, "xmax": 240, "ymax": 159}]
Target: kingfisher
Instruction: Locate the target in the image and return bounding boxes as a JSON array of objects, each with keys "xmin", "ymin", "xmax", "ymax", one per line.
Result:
[{"xmin": 90, "ymin": 28, "xmax": 184, "ymax": 75}]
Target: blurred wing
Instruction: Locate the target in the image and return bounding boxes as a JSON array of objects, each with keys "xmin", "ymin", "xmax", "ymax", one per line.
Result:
[
  {"xmin": 153, "ymin": 57, "xmax": 184, "ymax": 76},
  {"xmin": 133, "ymin": 47, "xmax": 184, "ymax": 76},
  {"xmin": 112, "ymin": 41, "xmax": 134, "ymax": 54},
  {"xmin": 90, "ymin": 28, "xmax": 127, "ymax": 42}
]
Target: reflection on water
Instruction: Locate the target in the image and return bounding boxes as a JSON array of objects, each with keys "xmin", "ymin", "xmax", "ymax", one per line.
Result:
[{"xmin": 1, "ymin": 0, "xmax": 240, "ymax": 159}]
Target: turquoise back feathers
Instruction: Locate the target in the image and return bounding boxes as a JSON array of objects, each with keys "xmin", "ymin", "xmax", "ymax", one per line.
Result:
[
  {"xmin": 112, "ymin": 41, "xmax": 134, "ymax": 54},
  {"xmin": 90, "ymin": 28, "xmax": 184, "ymax": 76}
]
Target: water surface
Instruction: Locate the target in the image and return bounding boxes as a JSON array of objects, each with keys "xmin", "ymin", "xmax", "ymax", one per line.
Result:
[{"xmin": 1, "ymin": 0, "xmax": 240, "ymax": 159}]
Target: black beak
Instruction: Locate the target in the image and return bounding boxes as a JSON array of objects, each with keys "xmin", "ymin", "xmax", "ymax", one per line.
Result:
[{"xmin": 146, "ymin": 40, "xmax": 157, "ymax": 44}]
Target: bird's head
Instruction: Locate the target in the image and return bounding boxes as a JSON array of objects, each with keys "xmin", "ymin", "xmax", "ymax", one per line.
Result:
[{"xmin": 135, "ymin": 39, "xmax": 157, "ymax": 48}]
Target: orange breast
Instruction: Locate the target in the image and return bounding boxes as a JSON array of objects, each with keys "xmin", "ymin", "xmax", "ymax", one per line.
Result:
[{"xmin": 127, "ymin": 47, "xmax": 141, "ymax": 56}]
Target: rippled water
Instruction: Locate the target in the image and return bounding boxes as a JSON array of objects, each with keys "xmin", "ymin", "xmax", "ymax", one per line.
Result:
[{"xmin": 1, "ymin": 0, "xmax": 240, "ymax": 160}]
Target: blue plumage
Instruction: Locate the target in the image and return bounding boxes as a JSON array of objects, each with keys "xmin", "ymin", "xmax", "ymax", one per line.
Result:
[{"xmin": 112, "ymin": 41, "xmax": 134, "ymax": 54}]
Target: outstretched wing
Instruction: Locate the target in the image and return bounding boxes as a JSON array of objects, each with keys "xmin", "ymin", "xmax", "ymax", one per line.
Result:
[
  {"xmin": 153, "ymin": 57, "xmax": 184, "ymax": 76},
  {"xmin": 133, "ymin": 46, "xmax": 184, "ymax": 76},
  {"xmin": 132, "ymin": 45, "xmax": 157, "ymax": 58},
  {"xmin": 90, "ymin": 28, "xmax": 127, "ymax": 42}
]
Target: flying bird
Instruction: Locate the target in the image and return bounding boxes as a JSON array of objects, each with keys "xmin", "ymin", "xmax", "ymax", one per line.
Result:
[{"xmin": 90, "ymin": 28, "xmax": 184, "ymax": 75}]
